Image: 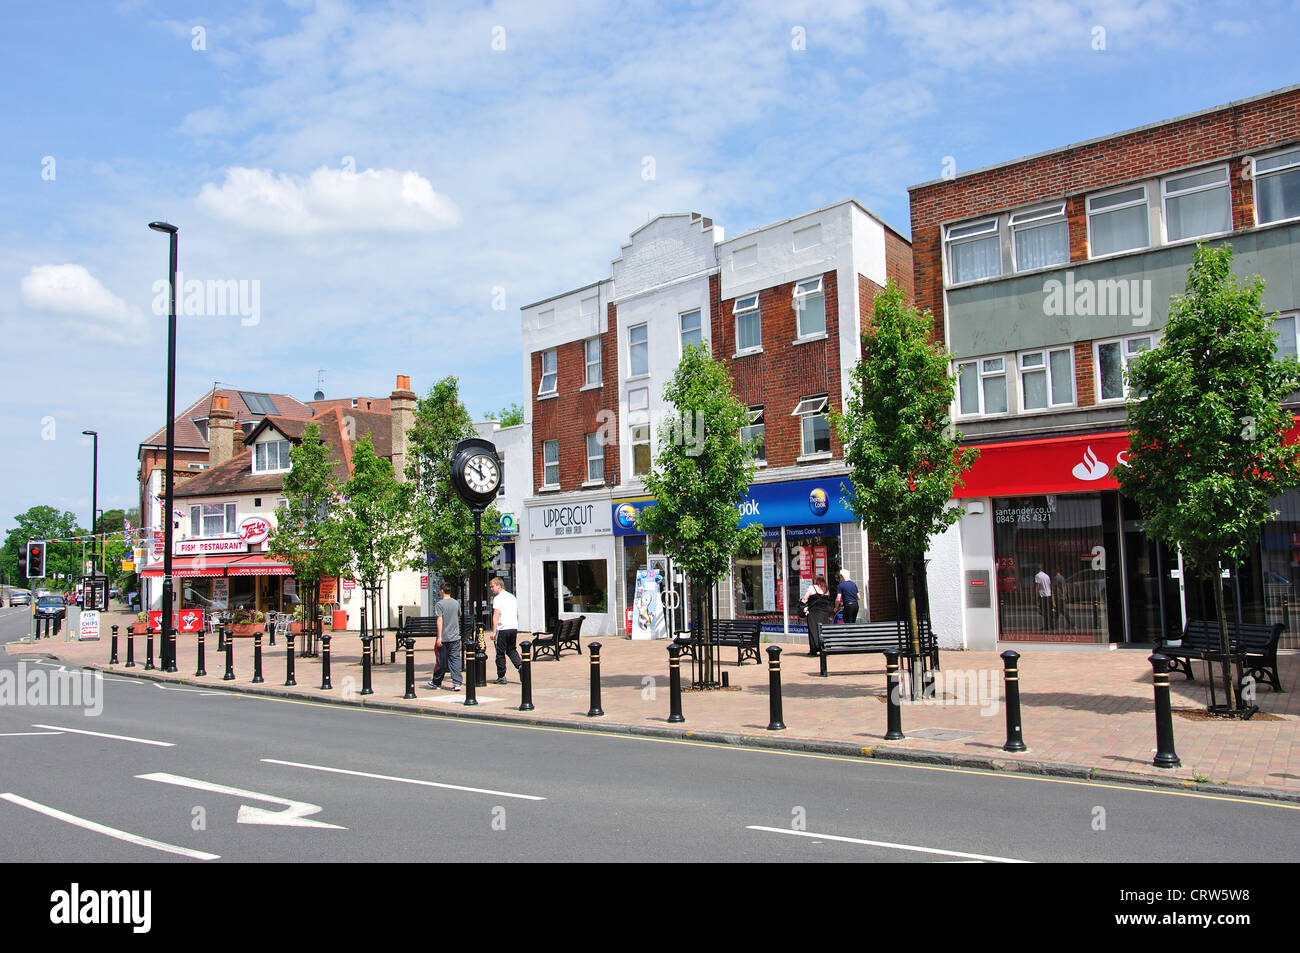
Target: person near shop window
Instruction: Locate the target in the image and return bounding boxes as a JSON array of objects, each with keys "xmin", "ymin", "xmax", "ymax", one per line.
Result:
[
  {"xmin": 835, "ymin": 569, "xmax": 860, "ymax": 624},
  {"xmin": 802, "ymin": 575, "xmax": 834, "ymax": 655},
  {"xmin": 1034, "ymin": 564, "xmax": 1053, "ymax": 631},
  {"xmin": 1052, "ymin": 568, "xmax": 1072, "ymax": 628}
]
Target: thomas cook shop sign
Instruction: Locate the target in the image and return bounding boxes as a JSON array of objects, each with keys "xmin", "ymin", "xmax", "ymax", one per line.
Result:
[{"xmin": 527, "ymin": 502, "xmax": 612, "ymax": 540}]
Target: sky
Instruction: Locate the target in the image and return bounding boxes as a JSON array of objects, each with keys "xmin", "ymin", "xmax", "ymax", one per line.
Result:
[{"xmin": 1, "ymin": 0, "xmax": 1297, "ymax": 536}]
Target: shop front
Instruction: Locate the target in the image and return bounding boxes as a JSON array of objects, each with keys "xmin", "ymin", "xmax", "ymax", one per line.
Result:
[
  {"xmin": 141, "ymin": 550, "xmax": 294, "ymax": 618},
  {"xmin": 612, "ymin": 476, "xmax": 862, "ymax": 639},
  {"xmin": 525, "ymin": 497, "xmax": 615, "ymax": 638}
]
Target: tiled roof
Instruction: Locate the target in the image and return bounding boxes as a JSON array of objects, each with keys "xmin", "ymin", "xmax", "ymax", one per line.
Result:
[
  {"xmin": 139, "ymin": 389, "xmax": 314, "ymax": 450},
  {"xmin": 308, "ymin": 397, "xmax": 392, "ymax": 415}
]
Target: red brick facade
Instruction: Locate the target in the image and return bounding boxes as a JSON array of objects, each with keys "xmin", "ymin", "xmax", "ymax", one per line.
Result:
[
  {"xmin": 710, "ymin": 270, "xmax": 843, "ymax": 467},
  {"xmin": 530, "ymin": 316, "xmax": 619, "ymax": 493}
]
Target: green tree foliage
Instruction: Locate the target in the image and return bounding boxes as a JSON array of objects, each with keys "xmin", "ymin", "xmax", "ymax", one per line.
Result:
[
  {"xmin": 339, "ymin": 435, "xmax": 413, "ymax": 628},
  {"xmin": 405, "ymin": 376, "xmax": 499, "ymax": 594},
  {"xmin": 1, "ymin": 506, "xmax": 86, "ymax": 586},
  {"xmin": 636, "ymin": 342, "xmax": 762, "ymax": 682},
  {"xmin": 1118, "ymin": 244, "xmax": 1300, "ymax": 710},
  {"xmin": 487, "ymin": 402, "xmax": 524, "ymax": 427},
  {"xmin": 268, "ymin": 423, "xmax": 349, "ymax": 628},
  {"xmin": 832, "ymin": 282, "xmax": 977, "ymax": 652}
]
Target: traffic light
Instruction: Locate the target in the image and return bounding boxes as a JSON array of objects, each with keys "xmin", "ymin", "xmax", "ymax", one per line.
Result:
[{"xmin": 26, "ymin": 540, "xmax": 45, "ymax": 579}]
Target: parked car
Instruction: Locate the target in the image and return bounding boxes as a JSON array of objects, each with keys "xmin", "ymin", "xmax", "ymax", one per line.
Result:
[
  {"xmin": 9, "ymin": 590, "xmax": 32, "ymax": 607},
  {"xmin": 34, "ymin": 595, "xmax": 67, "ymax": 620}
]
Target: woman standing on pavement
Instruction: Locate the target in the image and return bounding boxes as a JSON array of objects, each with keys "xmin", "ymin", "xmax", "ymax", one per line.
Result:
[{"xmin": 802, "ymin": 574, "xmax": 834, "ymax": 655}]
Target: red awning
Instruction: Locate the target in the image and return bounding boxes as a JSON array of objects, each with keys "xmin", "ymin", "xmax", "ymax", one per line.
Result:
[{"xmin": 140, "ymin": 553, "xmax": 293, "ymax": 578}]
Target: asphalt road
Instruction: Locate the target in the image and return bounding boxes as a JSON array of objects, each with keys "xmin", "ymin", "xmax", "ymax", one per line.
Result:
[{"xmin": 1, "ymin": 607, "xmax": 1295, "ymax": 863}]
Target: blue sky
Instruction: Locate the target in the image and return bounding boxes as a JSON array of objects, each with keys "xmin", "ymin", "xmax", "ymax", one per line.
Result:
[{"xmin": 1, "ymin": 0, "xmax": 1298, "ymax": 534}]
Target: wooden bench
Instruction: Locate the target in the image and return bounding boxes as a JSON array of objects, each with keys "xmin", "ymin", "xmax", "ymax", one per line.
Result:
[
  {"xmin": 532, "ymin": 615, "xmax": 584, "ymax": 661},
  {"xmin": 815, "ymin": 620, "xmax": 940, "ymax": 678},
  {"xmin": 1163, "ymin": 619, "xmax": 1283, "ymax": 692},
  {"xmin": 675, "ymin": 618, "xmax": 762, "ymax": 665}
]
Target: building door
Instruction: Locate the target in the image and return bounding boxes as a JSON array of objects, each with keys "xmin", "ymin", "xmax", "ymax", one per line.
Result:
[
  {"xmin": 542, "ymin": 560, "xmax": 559, "ymax": 635},
  {"xmin": 1119, "ymin": 496, "xmax": 1182, "ymax": 643}
]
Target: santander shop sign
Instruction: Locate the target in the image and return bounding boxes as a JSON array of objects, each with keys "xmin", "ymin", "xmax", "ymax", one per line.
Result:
[{"xmin": 953, "ymin": 432, "xmax": 1131, "ymax": 499}]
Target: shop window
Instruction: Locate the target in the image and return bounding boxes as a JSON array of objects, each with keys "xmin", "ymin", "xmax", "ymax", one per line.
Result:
[
  {"xmin": 784, "ymin": 529, "xmax": 841, "ymax": 631},
  {"xmin": 946, "ymin": 218, "xmax": 1001, "ymax": 284},
  {"xmin": 741, "ymin": 406, "xmax": 765, "ymax": 463},
  {"xmin": 1254, "ymin": 148, "xmax": 1300, "ymax": 225},
  {"xmin": 1095, "ymin": 334, "xmax": 1154, "ymax": 402},
  {"xmin": 1019, "ymin": 348, "xmax": 1074, "ymax": 410},
  {"xmin": 793, "ymin": 277, "xmax": 826, "ymax": 337},
  {"xmin": 1087, "ymin": 185, "xmax": 1150, "ymax": 257},
  {"xmin": 733, "ymin": 532, "xmax": 784, "ymax": 621},
  {"xmin": 956, "ymin": 357, "xmax": 1008, "ymax": 416},
  {"xmin": 794, "ymin": 395, "xmax": 830, "ymax": 457},
  {"xmin": 1162, "ymin": 165, "xmax": 1231, "ymax": 242},
  {"xmin": 562, "ymin": 559, "xmax": 607, "ymax": 614}
]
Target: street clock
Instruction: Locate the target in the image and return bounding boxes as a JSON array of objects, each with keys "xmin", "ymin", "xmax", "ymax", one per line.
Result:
[{"xmin": 449, "ymin": 438, "xmax": 502, "ymax": 511}]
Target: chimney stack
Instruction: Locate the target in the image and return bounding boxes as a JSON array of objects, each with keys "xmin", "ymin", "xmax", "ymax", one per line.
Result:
[
  {"xmin": 209, "ymin": 395, "xmax": 235, "ymax": 467},
  {"xmin": 390, "ymin": 374, "xmax": 416, "ymax": 483}
]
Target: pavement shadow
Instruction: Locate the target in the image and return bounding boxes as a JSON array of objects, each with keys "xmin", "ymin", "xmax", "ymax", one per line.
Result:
[{"xmin": 1018, "ymin": 692, "xmax": 1151, "ymax": 714}]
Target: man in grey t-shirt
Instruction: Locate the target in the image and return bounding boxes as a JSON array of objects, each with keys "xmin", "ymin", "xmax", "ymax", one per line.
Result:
[{"xmin": 427, "ymin": 582, "xmax": 462, "ymax": 690}]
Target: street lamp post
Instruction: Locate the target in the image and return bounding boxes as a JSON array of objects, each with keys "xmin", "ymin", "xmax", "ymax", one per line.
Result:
[
  {"xmin": 81, "ymin": 430, "xmax": 97, "ymax": 583},
  {"xmin": 149, "ymin": 220, "xmax": 179, "ymax": 673}
]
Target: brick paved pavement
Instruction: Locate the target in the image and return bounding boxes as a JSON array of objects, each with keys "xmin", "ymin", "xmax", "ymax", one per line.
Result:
[{"xmin": 9, "ymin": 609, "xmax": 1299, "ymax": 796}]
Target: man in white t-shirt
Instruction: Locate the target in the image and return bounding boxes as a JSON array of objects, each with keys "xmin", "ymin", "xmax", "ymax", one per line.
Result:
[
  {"xmin": 1034, "ymin": 564, "xmax": 1053, "ymax": 631},
  {"xmin": 489, "ymin": 576, "xmax": 522, "ymax": 684}
]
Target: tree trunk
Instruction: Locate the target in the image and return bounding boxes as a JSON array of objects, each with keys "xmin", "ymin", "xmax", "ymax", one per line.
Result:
[
  {"xmin": 1210, "ymin": 555, "xmax": 1238, "ymax": 711},
  {"xmin": 693, "ymin": 578, "xmax": 713, "ymax": 687}
]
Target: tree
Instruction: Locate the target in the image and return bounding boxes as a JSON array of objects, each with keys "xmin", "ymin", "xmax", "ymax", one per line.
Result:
[
  {"xmin": 268, "ymin": 423, "xmax": 349, "ymax": 637},
  {"xmin": 1118, "ymin": 244, "xmax": 1300, "ymax": 712},
  {"xmin": 405, "ymin": 376, "xmax": 500, "ymax": 597},
  {"xmin": 338, "ymin": 434, "xmax": 412, "ymax": 635},
  {"xmin": 636, "ymin": 342, "xmax": 763, "ymax": 686},
  {"xmin": 832, "ymin": 282, "xmax": 978, "ymax": 661},
  {"xmin": 1, "ymin": 506, "xmax": 85, "ymax": 586},
  {"xmin": 486, "ymin": 402, "xmax": 524, "ymax": 427}
]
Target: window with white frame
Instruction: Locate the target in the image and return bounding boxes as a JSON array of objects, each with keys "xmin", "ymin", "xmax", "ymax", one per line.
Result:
[
  {"xmin": 793, "ymin": 277, "xmax": 827, "ymax": 337},
  {"xmin": 542, "ymin": 440, "xmax": 559, "ymax": 487},
  {"xmin": 1095, "ymin": 334, "xmax": 1155, "ymax": 402},
  {"xmin": 538, "ymin": 349, "xmax": 557, "ymax": 396},
  {"xmin": 1255, "ymin": 148, "xmax": 1300, "ymax": 225},
  {"xmin": 584, "ymin": 338, "xmax": 601, "ymax": 387},
  {"xmin": 1273, "ymin": 313, "xmax": 1299, "ymax": 361},
  {"xmin": 946, "ymin": 218, "xmax": 1001, "ymax": 284},
  {"xmin": 793, "ymin": 395, "xmax": 830, "ymax": 456},
  {"xmin": 629, "ymin": 323, "xmax": 648, "ymax": 376},
  {"xmin": 1163, "ymin": 165, "xmax": 1231, "ymax": 242},
  {"xmin": 679, "ymin": 310, "xmax": 703, "ymax": 351},
  {"xmin": 253, "ymin": 439, "xmax": 291, "ymax": 472},
  {"xmin": 631, "ymin": 424, "xmax": 651, "ymax": 475},
  {"xmin": 189, "ymin": 502, "xmax": 236, "ymax": 538},
  {"xmin": 1019, "ymin": 348, "xmax": 1075, "ymax": 410},
  {"xmin": 734, "ymin": 294, "xmax": 761, "ymax": 351},
  {"xmin": 956, "ymin": 357, "xmax": 1009, "ymax": 416},
  {"xmin": 586, "ymin": 433, "xmax": 604, "ymax": 483},
  {"xmin": 1011, "ymin": 204, "xmax": 1068, "ymax": 271},
  {"xmin": 1087, "ymin": 185, "xmax": 1150, "ymax": 257},
  {"xmin": 741, "ymin": 406, "xmax": 765, "ymax": 462},
  {"xmin": 498, "ymin": 456, "xmax": 506, "ymax": 496}
]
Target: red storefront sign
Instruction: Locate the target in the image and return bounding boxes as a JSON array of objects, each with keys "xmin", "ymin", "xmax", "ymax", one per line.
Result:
[{"xmin": 178, "ymin": 609, "xmax": 205, "ymax": 632}]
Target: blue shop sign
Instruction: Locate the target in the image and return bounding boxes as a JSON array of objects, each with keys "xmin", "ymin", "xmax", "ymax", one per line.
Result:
[{"xmin": 612, "ymin": 477, "xmax": 856, "ymax": 536}]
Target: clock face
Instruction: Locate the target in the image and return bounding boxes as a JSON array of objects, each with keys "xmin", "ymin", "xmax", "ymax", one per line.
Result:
[{"xmin": 463, "ymin": 453, "xmax": 500, "ymax": 495}]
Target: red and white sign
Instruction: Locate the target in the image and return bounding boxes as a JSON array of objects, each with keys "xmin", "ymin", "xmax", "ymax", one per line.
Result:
[
  {"xmin": 152, "ymin": 529, "xmax": 164, "ymax": 557},
  {"xmin": 238, "ymin": 516, "xmax": 272, "ymax": 545},
  {"xmin": 953, "ymin": 431, "xmax": 1131, "ymax": 498},
  {"xmin": 626, "ymin": 608, "xmax": 633, "ymax": 635},
  {"xmin": 175, "ymin": 537, "xmax": 249, "ymax": 556},
  {"xmin": 343, "ymin": 578, "xmax": 357, "ymax": 591},
  {"xmin": 178, "ymin": 609, "xmax": 205, "ymax": 632},
  {"xmin": 79, "ymin": 610, "xmax": 100, "ymax": 640},
  {"xmin": 147, "ymin": 610, "xmax": 163, "ymax": 631},
  {"xmin": 418, "ymin": 575, "xmax": 428, "ymax": 591}
]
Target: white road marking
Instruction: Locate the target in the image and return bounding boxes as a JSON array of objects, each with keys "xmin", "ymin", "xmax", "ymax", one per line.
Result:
[
  {"xmin": 746, "ymin": 825, "xmax": 1029, "ymax": 863},
  {"xmin": 153, "ymin": 684, "xmax": 233, "ymax": 696},
  {"xmin": 137, "ymin": 772, "xmax": 346, "ymax": 829},
  {"xmin": 31, "ymin": 724, "xmax": 174, "ymax": 747},
  {"xmin": 262, "ymin": 758, "xmax": 547, "ymax": 801},
  {"xmin": 0, "ymin": 792, "xmax": 219, "ymax": 860},
  {"xmin": 0, "ymin": 731, "xmax": 64, "ymax": 737}
]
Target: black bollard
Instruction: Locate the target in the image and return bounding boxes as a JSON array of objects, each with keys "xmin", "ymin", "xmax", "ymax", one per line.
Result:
[
  {"xmin": 125, "ymin": 627, "xmax": 136, "ymax": 667},
  {"xmin": 1150, "ymin": 653, "xmax": 1182, "ymax": 768},
  {"xmin": 252, "ymin": 631, "xmax": 265, "ymax": 684},
  {"xmin": 475, "ymin": 634, "xmax": 487, "ymax": 688},
  {"xmin": 519, "ymin": 641, "xmax": 535, "ymax": 711},
  {"xmin": 110, "ymin": 625, "xmax": 119, "ymax": 664},
  {"xmin": 223, "ymin": 629, "xmax": 235, "ymax": 681},
  {"xmin": 667, "ymin": 643, "xmax": 685, "ymax": 724},
  {"xmin": 285, "ymin": 632, "xmax": 297, "ymax": 687},
  {"xmin": 217, "ymin": 625, "xmax": 226, "ymax": 653},
  {"xmin": 360, "ymin": 635, "xmax": 373, "ymax": 695},
  {"xmin": 195, "ymin": 628, "xmax": 207, "ymax": 678},
  {"xmin": 587, "ymin": 642, "xmax": 604, "ymax": 717},
  {"xmin": 884, "ymin": 649, "xmax": 905, "ymax": 740},
  {"xmin": 403, "ymin": 638, "xmax": 416, "ymax": 699},
  {"xmin": 145, "ymin": 626, "xmax": 156, "ymax": 670},
  {"xmin": 1000, "ymin": 650, "xmax": 1026, "ymax": 752},
  {"xmin": 320, "ymin": 634, "xmax": 333, "ymax": 690},
  {"xmin": 463, "ymin": 645, "xmax": 479, "ymax": 707},
  {"xmin": 766, "ymin": 645, "xmax": 786, "ymax": 731}
]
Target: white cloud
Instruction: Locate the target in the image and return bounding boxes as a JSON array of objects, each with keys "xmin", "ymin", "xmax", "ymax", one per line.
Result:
[
  {"xmin": 19, "ymin": 265, "xmax": 146, "ymax": 345},
  {"xmin": 196, "ymin": 166, "xmax": 461, "ymax": 233}
]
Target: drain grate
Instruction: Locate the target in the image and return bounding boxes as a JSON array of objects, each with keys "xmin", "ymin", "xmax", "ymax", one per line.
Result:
[{"xmin": 905, "ymin": 727, "xmax": 979, "ymax": 742}]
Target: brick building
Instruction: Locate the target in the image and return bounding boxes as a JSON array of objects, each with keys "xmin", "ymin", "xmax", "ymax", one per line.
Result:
[
  {"xmin": 908, "ymin": 83, "xmax": 1300, "ymax": 650},
  {"xmin": 519, "ymin": 201, "xmax": 913, "ymax": 640}
]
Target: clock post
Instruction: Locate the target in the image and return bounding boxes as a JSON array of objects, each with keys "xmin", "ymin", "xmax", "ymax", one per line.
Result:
[{"xmin": 449, "ymin": 438, "xmax": 502, "ymax": 694}]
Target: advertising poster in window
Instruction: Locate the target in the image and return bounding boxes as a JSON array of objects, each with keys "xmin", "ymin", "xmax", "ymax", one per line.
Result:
[
  {"xmin": 631, "ymin": 568, "xmax": 665, "ymax": 640},
  {"xmin": 319, "ymin": 577, "xmax": 338, "ymax": 603},
  {"xmin": 211, "ymin": 578, "xmax": 229, "ymax": 610},
  {"xmin": 761, "ymin": 547, "xmax": 776, "ymax": 612}
]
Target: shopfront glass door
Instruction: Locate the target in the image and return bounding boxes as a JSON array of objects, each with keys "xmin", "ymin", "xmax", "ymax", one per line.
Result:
[{"xmin": 1119, "ymin": 496, "xmax": 1182, "ymax": 644}]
